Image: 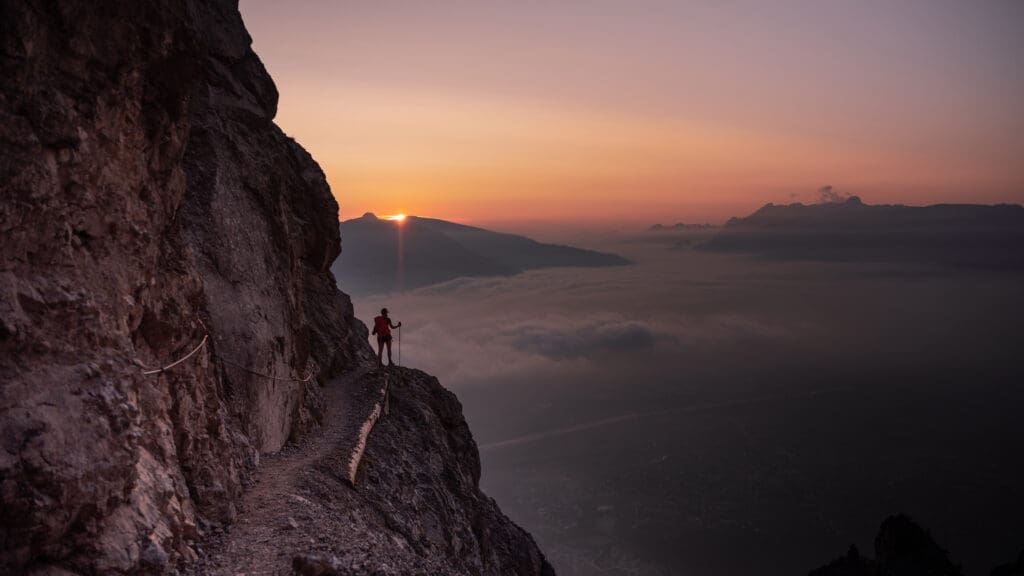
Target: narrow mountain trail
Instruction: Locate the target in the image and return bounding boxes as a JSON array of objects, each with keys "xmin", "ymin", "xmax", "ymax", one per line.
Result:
[
  {"xmin": 184, "ymin": 366, "xmax": 389, "ymax": 575},
  {"xmin": 180, "ymin": 364, "xmax": 553, "ymax": 576}
]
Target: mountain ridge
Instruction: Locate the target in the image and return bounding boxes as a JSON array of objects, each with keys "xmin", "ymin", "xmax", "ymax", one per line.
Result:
[
  {"xmin": 703, "ymin": 198, "xmax": 1024, "ymax": 269},
  {"xmin": 333, "ymin": 213, "xmax": 630, "ymax": 296}
]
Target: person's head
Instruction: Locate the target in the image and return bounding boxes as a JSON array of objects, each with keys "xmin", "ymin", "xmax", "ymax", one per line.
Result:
[{"xmin": 381, "ymin": 308, "xmax": 389, "ymax": 317}]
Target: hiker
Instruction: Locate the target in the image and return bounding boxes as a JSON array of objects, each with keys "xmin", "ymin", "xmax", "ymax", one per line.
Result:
[{"xmin": 372, "ymin": 308, "xmax": 402, "ymax": 367}]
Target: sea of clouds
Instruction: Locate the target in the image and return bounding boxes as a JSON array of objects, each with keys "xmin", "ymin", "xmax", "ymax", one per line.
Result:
[{"xmin": 351, "ymin": 235, "xmax": 1024, "ymax": 576}]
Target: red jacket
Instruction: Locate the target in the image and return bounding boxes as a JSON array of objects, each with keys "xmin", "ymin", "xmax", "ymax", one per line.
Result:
[{"xmin": 373, "ymin": 316, "xmax": 392, "ymax": 338}]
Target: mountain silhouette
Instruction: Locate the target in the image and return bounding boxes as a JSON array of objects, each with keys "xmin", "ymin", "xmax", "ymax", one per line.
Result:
[
  {"xmin": 808, "ymin": 514, "xmax": 965, "ymax": 576},
  {"xmin": 702, "ymin": 198, "xmax": 1024, "ymax": 269},
  {"xmin": 333, "ymin": 214, "xmax": 630, "ymax": 295}
]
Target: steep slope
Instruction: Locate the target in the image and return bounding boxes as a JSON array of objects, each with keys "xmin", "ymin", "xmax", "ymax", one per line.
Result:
[
  {"xmin": 333, "ymin": 213, "xmax": 629, "ymax": 295},
  {"xmin": 0, "ymin": 1, "xmax": 550, "ymax": 574},
  {"xmin": 190, "ymin": 368, "xmax": 554, "ymax": 576}
]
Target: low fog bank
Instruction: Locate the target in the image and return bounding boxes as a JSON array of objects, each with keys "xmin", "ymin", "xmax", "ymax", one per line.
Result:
[{"xmin": 353, "ymin": 235, "xmax": 1024, "ymax": 576}]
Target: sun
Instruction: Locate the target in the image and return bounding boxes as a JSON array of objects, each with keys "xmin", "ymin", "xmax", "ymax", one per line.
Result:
[{"xmin": 383, "ymin": 213, "xmax": 407, "ymax": 222}]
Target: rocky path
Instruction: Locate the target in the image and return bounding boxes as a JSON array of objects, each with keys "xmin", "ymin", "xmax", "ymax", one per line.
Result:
[{"xmin": 183, "ymin": 367, "xmax": 389, "ymax": 575}]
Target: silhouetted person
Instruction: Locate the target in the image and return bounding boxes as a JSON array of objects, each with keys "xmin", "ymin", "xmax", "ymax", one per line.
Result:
[{"xmin": 372, "ymin": 308, "xmax": 401, "ymax": 367}]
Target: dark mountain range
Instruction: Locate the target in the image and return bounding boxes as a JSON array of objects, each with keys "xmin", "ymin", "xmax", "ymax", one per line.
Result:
[
  {"xmin": 333, "ymin": 214, "xmax": 629, "ymax": 295},
  {"xmin": 702, "ymin": 197, "xmax": 1024, "ymax": 269}
]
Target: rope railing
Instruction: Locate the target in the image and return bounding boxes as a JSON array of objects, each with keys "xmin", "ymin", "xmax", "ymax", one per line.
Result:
[
  {"xmin": 136, "ymin": 317, "xmax": 396, "ymax": 488},
  {"xmin": 140, "ymin": 335, "xmax": 209, "ymax": 375},
  {"xmin": 136, "ymin": 318, "xmax": 348, "ymax": 384}
]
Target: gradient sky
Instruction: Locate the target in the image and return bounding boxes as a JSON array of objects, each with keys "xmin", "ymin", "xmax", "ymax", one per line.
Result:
[{"xmin": 239, "ymin": 1, "xmax": 1024, "ymax": 225}]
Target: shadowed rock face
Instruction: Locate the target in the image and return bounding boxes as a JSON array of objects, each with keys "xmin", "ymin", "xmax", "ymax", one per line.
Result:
[
  {"xmin": 0, "ymin": 1, "xmax": 548, "ymax": 574},
  {"xmin": 0, "ymin": 0, "xmax": 366, "ymax": 571}
]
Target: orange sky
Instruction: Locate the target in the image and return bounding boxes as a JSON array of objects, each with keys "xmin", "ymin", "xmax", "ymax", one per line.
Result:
[{"xmin": 240, "ymin": 1, "xmax": 1024, "ymax": 225}]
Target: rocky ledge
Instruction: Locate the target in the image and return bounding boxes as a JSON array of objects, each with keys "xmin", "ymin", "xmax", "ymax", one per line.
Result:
[{"xmin": 190, "ymin": 368, "xmax": 554, "ymax": 576}]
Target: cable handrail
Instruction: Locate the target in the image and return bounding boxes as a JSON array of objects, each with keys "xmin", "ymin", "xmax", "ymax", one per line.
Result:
[
  {"xmin": 137, "ymin": 318, "xmax": 344, "ymax": 383},
  {"xmin": 140, "ymin": 335, "xmax": 209, "ymax": 375}
]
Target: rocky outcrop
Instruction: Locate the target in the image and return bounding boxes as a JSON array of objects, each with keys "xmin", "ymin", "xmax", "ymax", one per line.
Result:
[
  {"xmin": 191, "ymin": 368, "xmax": 555, "ymax": 575},
  {"xmin": 1, "ymin": 1, "xmax": 548, "ymax": 575},
  {"xmin": 990, "ymin": 550, "xmax": 1024, "ymax": 576},
  {"xmin": 332, "ymin": 369, "xmax": 553, "ymax": 575},
  {"xmin": 810, "ymin": 515, "xmax": 1024, "ymax": 576},
  {"xmin": 808, "ymin": 515, "xmax": 963, "ymax": 576}
]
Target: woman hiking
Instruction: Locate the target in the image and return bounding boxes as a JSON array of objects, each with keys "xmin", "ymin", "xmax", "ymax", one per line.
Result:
[{"xmin": 372, "ymin": 308, "xmax": 402, "ymax": 368}]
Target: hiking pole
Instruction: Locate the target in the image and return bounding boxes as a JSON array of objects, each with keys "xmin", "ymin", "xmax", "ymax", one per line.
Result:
[{"xmin": 397, "ymin": 325, "xmax": 401, "ymax": 367}]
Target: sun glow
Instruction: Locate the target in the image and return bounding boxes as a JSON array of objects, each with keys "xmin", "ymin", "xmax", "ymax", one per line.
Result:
[{"xmin": 383, "ymin": 213, "xmax": 407, "ymax": 222}]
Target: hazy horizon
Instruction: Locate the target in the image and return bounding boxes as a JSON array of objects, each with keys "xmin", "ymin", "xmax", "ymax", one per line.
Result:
[{"xmin": 240, "ymin": 0, "xmax": 1024, "ymax": 225}]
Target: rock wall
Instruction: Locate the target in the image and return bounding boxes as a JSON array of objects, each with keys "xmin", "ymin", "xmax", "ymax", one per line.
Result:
[
  {"xmin": 0, "ymin": 0, "xmax": 368, "ymax": 572},
  {"xmin": 1, "ymin": 1, "xmax": 551, "ymax": 575},
  {"xmin": 195, "ymin": 368, "xmax": 556, "ymax": 576},
  {"xmin": 177, "ymin": 1, "xmax": 370, "ymax": 453},
  {"xmin": 322, "ymin": 369, "xmax": 554, "ymax": 576}
]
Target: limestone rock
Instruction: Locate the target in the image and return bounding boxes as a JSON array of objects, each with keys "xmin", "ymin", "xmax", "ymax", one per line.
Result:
[
  {"xmin": 0, "ymin": 1, "xmax": 551, "ymax": 575},
  {"xmin": 312, "ymin": 369, "xmax": 556, "ymax": 576},
  {"xmin": 1, "ymin": 0, "xmax": 366, "ymax": 572}
]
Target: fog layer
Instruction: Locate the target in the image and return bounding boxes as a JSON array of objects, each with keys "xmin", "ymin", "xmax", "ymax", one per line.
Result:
[{"xmin": 354, "ymin": 233, "xmax": 1024, "ymax": 575}]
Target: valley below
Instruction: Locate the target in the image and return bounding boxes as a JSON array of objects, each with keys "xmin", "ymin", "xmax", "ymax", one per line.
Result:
[{"xmin": 355, "ymin": 236, "xmax": 1024, "ymax": 576}]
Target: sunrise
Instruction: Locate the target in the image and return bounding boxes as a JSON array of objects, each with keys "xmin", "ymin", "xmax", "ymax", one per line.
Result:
[
  {"xmin": 2, "ymin": 1, "xmax": 1023, "ymax": 575},
  {"xmin": 243, "ymin": 1, "xmax": 1024, "ymax": 225}
]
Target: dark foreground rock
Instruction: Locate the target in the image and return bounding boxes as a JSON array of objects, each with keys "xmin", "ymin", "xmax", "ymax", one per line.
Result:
[
  {"xmin": 808, "ymin": 515, "xmax": 964, "ymax": 576},
  {"xmin": 990, "ymin": 550, "xmax": 1024, "ymax": 576},
  {"xmin": 0, "ymin": 1, "xmax": 551, "ymax": 574}
]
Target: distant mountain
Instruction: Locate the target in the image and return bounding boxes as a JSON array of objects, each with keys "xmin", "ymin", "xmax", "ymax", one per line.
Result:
[
  {"xmin": 702, "ymin": 198, "xmax": 1024, "ymax": 269},
  {"xmin": 333, "ymin": 214, "xmax": 630, "ymax": 295},
  {"xmin": 649, "ymin": 222, "xmax": 715, "ymax": 231}
]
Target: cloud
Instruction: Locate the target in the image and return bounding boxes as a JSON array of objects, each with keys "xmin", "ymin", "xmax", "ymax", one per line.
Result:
[
  {"xmin": 351, "ymin": 238, "xmax": 815, "ymax": 393},
  {"xmin": 348, "ymin": 231, "xmax": 1024, "ymax": 576},
  {"xmin": 503, "ymin": 319, "xmax": 665, "ymax": 359},
  {"xmin": 817, "ymin": 185, "xmax": 849, "ymax": 204}
]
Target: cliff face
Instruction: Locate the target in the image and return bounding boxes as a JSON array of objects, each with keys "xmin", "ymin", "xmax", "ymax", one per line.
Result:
[
  {"xmin": 325, "ymin": 369, "xmax": 553, "ymax": 576},
  {"xmin": 192, "ymin": 368, "xmax": 554, "ymax": 576},
  {"xmin": 0, "ymin": 1, "xmax": 546, "ymax": 574}
]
